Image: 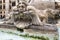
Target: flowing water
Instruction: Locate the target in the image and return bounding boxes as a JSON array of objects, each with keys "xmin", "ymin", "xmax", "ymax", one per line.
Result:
[
  {"xmin": 58, "ymin": 28, "xmax": 60, "ymax": 40},
  {"xmin": 0, "ymin": 28, "xmax": 59, "ymax": 40},
  {"xmin": 0, "ymin": 29, "xmax": 25, "ymax": 40},
  {"xmin": 0, "ymin": 28, "xmax": 40, "ymax": 40}
]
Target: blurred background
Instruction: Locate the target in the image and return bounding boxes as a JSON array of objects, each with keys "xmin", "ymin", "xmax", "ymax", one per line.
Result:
[{"xmin": 0, "ymin": 0, "xmax": 60, "ymax": 19}]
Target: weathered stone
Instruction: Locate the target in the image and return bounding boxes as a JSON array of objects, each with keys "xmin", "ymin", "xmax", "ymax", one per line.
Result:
[
  {"xmin": 29, "ymin": 0, "xmax": 55, "ymax": 10},
  {"xmin": 0, "ymin": 24, "xmax": 16, "ymax": 30},
  {"xmin": 24, "ymin": 24, "xmax": 58, "ymax": 33}
]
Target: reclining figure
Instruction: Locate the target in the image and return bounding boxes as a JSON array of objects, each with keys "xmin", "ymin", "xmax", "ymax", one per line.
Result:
[{"xmin": 7, "ymin": 0, "xmax": 42, "ymax": 32}]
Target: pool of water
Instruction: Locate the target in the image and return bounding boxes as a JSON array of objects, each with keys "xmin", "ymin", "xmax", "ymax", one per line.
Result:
[
  {"xmin": 58, "ymin": 28, "xmax": 60, "ymax": 40},
  {"xmin": 0, "ymin": 32, "xmax": 25, "ymax": 40},
  {"xmin": 0, "ymin": 28, "xmax": 41, "ymax": 40},
  {"xmin": 0, "ymin": 28, "xmax": 59, "ymax": 40},
  {"xmin": 0, "ymin": 29, "xmax": 26, "ymax": 40}
]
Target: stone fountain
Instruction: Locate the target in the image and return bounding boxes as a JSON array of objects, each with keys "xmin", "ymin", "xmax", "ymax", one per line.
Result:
[{"xmin": 1, "ymin": 0, "xmax": 59, "ymax": 40}]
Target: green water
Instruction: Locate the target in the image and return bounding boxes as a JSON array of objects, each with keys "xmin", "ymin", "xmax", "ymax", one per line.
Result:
[{"xmin": 0, "ymin": 28, "xmax": 58, "ymax": 40}]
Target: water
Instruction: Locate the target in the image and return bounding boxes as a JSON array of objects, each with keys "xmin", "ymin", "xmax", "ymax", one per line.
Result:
[
  {"xmin": 0, "ymin": 28, "xmax": 39, "ymax": 40},
  {"xmin": 0, "ymin": 29, "xmax": 26, "ymax": 40},
  {"xmin": 0, "ymin": 28, "xmax": 59, "ymax": 40},
  {"xmin": 0, "ymin": 32, "xmax": 25, "ymax": 40},
  {"xmin": 58, "ymin": 28, "xmax": 60, "ymax": 40}
]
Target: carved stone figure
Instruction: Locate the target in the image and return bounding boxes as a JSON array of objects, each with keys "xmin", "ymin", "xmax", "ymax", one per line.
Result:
[
  {"xmin": 9, "ymin": 0, "xmax": 42, "ymax": 32},
  {"xmin": 4, "ymin": 0, "xmax": 58, "ymax": 33},
  {"xmin": 27, "ymin": 6, "xmax": 58, "ymax": 24},
  {"xmin": 2, "ymin": 1, "xmax": 58, "ymax": 39}
]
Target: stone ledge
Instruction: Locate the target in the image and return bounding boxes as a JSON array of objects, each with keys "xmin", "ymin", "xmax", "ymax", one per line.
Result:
[
  {"xmin": 0, "ymin": 24, "xmax": 17, "ymax": 30},
  {"xmin": 24, "ymin": 24, "xmax": 58, "ymax": 34}
]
